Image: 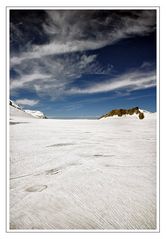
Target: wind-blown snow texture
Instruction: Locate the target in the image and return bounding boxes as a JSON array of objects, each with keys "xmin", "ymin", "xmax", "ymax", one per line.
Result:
[{"xmin": 10, "ymin": 112, "xmax": 156, "ymax": 230}]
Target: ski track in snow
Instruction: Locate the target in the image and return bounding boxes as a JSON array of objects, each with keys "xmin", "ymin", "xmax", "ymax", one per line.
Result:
[{"xmin": 10, "ymin": 115, "xmax": 156, "ymax": 230}]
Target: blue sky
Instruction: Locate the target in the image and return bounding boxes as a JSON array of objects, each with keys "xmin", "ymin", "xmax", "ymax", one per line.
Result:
[{"xmin": 10, "ymin": 10, "xmax": 156, "ymax": 118}]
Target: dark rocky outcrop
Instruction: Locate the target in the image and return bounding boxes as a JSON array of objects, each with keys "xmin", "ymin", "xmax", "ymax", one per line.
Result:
[
  {"xmin": 138, "ymin": 112, "xmax": 144, "ymax": 119},
  {"xmin": 99, "ymin": 107, "xmax": 145, "ymax": 120}
]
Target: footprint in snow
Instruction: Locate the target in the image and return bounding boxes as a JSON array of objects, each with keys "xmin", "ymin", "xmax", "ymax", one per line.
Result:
[
  {"xmin": 45, "ymin": 168, "xmax": 60, "ymax": 175},
  {"xmin": 94, "ymin": 154, "xmax": 115, "ymax": 157},
  {"xmin": 25, "ymin": 185, "xmax": 47, "ymax": 192}
]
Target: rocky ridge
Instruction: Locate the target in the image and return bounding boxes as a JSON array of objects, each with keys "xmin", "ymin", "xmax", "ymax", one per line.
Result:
[{"xmin": 99, "ymin": 107, "xmax": 145, "ymax": 120}]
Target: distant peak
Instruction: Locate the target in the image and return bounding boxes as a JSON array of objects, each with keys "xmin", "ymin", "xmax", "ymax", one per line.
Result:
[
  {"xmin": 10, "ymin": 99, "xmax": 47, "ymax": 119},
  {"xmin": 99, "ymin": 107, "xmax": 148, "ymax": 120},
  {"xmin": 10, "ymin": 100, "xmax": 22, "ymax": 110},
  {"xmin": 24, "ymin": 110, "xmax": 47, "ymax": 119}
]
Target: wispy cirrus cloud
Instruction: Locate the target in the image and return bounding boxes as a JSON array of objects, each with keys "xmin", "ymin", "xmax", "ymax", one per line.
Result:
[
  {"xmin": 10, "ymin": 52, "xmax": 113, "ymax": 98},
  {"xmin": 11, "ymin": 59, "xmax": 156, "ymax": 99},
  {"xmin": 15, "ymin": 98, "xmax": 39, "ymax": 106},
  {"xmin": 69, "ymin": 68, "xmax": 156, "ymax": 95},
  {"xmin": 10, "ymin": 72, "xmax": 51, "ymax": 90},
  {"xmin": 10, "ymin": 40, "xmax": 107, "ymax": 66},
  {"xmin": 10, "ymin": 10, "xmax": 156, "ymax": 105},
  {"xmin": 10, "ymin": 10, "xmax": 156, "ymax": 66}
]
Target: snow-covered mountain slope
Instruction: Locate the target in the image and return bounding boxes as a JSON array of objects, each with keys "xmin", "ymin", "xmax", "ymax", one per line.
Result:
[
  {"xmin": 10, "ymin": 105, "xmax": 35, "ymax": 118},
  {"xmin": 10, "ymin": 100, "xmax": 22, "ymax": 110},
  {"xmin": 10, "ymin": 100, "xmax": 47, "ymax": 119},
  {"xmin": 24, "ymin": 110, "xmax": 47, "ymax": 119}
]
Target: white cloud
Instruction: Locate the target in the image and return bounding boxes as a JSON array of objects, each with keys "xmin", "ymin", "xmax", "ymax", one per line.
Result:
[
  {"xmin": 10, "ymin": 10, "xmax": 156, "ymax": 66},
  {"xmin": 10, "ymin": 53, "xmax": 112, "ymax": 99},
  {"xmin": 10, "ymin": 40, "xmax": 105, "ymax": 66},
  {"xmin": 15, "ymin": 98, "xmax": 39, "ymax": 106},
  {"xmin": 10, "ymin": 11, "xmax": 156, "ymax": 100},
  {"xmin": 69, "ymin": 69, "xmax": 156, "ymax": 94},
  {"xmin": 11, "ymin": 66, "xmax": 156, "ymax": 99},
  {"xmin": 10, "ymin": 72, "xmax": 51, "ymax": 90}
]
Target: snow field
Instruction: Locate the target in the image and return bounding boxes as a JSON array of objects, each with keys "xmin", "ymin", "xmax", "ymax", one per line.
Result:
[{"xmin": 10, "ymin": 115, "xmax": 156, "ymax": 230}]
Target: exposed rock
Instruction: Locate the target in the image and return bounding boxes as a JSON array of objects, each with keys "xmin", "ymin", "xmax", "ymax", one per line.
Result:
[
  {"xmin": 138, "ymin": 112, "xmax": 144, "ymax": 120},
  {"xmin": 99, "ymin": 107, "xmax": 145, "ymax": 120}
]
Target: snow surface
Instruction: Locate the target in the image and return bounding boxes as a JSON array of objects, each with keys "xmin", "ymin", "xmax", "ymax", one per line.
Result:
[
  {"xmin": 24, "ymin": 110, "xmax": 47, "ymax": 119},
  {"xmin": 10, "ymin": 100, "xmax": 22, "ymax": 110},
  {"xmin": 10, "ymin": 100, "xmax": 47, "ymax": 119},
  {"xmin": 10, "ymin": 105, "xmax": 35, "ymax": 119},
  {"xmin": 9, "ymin": 111, "xmax": 156, "ymax": 230}
]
